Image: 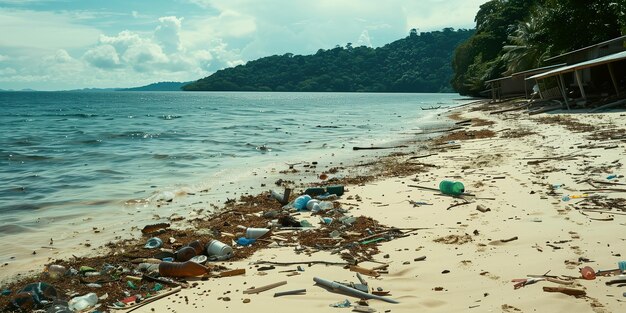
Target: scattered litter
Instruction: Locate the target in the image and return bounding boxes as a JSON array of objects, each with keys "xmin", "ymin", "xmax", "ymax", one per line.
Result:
[
  {"xmin": 68, "ymin": 292, "xmax": 98, "ymax": 312},
  {"xmin": 353, "ymin": 305, "xmax": 377, "ymax": 312},
  {"xmin": 580, "ymin": 266, "xmax": 596, "ymax": 280},
  {"xmin": 314, "ymin": 277, "xmax": 399, "ymax": 304},
  {"xmin": 330, "ymin": 299, "xmax": 352, "ymax": 308},
  {"xmin": 144, "ymin": 237, "xmax": 163, "ymax": 249},
  {"xmin": 476, "ymin": 204, "xmax": 490, "ymax": 213}
]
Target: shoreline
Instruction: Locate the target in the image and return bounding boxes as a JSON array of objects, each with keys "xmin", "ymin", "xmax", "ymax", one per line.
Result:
[
  {"xmin": 2, "ymin": 99, "xmax": 625, "ymax": 312},
  {"xmin": 0, "ymin": 93, "xmax": 463, "ymax": 283}
]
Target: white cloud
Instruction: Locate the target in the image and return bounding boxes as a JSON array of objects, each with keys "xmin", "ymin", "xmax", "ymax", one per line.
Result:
[
  {"xmin": 0, "ymin": 8, "xmax": 100, "ymax": 49},
  {"xmin": 155, "ymin": 16, "xmax": 183, "ymax": 54},
  {"xmin": 99, "ymin": 30, "xmax": 144, "ymax": 54},
  {"xmin": 356, "ymin": 30, "xmax": 372, "ymax": 48},
  {"xmin": 0, "ymin": 1, "xmax": 489, "ymax": 90},
  {"xmin": 53, "ymin": 49, "xmax": 73, "ymax": 63},
  {"xmin": 0, "ymin": 67, "xmax": 17, "ymax": 76},
  {"xmin": 76, "ymin": 15, "xmax": 244, "ymax": 79},
  {"xmin": 84, "ymin": 45, "xmax": 121, "ymax": 69}
]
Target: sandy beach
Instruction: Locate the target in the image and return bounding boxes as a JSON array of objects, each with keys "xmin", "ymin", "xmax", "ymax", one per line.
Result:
[{"xmin": 2, "ymin": 100, "xmax": 625, "ymax": 313}]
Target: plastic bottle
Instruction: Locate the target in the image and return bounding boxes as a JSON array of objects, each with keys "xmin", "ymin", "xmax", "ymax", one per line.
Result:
[
  {"xmin": 236, "ymin": 237, "xmax": 256, "ymax": 246},
  {"xmin": 144, "ymin": 237, "xmax": 163, "ymax": 249},
  {"xmin": 318, "ymin": 201, "xmax": 334, "ymax": 211},
  {"xmin": 580, "ymin": 266, "xmax": 596, "ymax": 280},
  {"xmin": 158, "ymin": 261, "xmax": 208, "ymax": 277},
  {"xmin": 293, "ymin": 195, "xmax": 312, "ymax": 210},
  {"xmin": 306, "ymin": 199, "xmax": 320, "ymax": 210},
  {"xmin": 438, "ymin": 180, "xmax": 465, "ymax": 196},
  {"xmin": 68, "ymin": 293, "xmax": 98, "ymax": 312},
  {"xmin": 47, "ymin": 265, "xmax": 67, "ymax": 280},
  {"xmin": 46, "ymin": 301, "xmax": 72, "ymax": 313},
  {"xmin": 205, "ymin": 239, "xmax": 233, "ymax": 261}
]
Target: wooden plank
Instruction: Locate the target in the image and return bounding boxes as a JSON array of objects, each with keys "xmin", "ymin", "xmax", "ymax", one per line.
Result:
[
  {"xmin": 349, "ymin": 265, "xmax": 380, "ymax": 277},
  {"xmin": 243, "ymin": 281, "xmax": 287, "ymax": 294}
]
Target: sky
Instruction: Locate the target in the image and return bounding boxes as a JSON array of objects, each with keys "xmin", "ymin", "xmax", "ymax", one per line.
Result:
[{"xmin": 0, "ymin": 0, "xmax": 488, "ymax": 90}]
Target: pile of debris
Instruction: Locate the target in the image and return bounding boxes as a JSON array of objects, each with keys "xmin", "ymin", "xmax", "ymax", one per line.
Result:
[{"xmin": 0, "ymin": 184, "xmax": 413, "ymax": 312}]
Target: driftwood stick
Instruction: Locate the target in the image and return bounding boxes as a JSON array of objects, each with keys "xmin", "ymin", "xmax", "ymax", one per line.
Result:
[
  {"xmin": 581, "ymin": 209, "xmax": 626, "ymax": 216},
  {"xmin": 500, "ymin": 236, "xmax": 519, "ymax": 243},
  {"xmin": 243, "ymin": 281, "xmax": 287, "ymax": 294},
  {"xmin": 349, "ymin": 265, "xmax": 380, "ymax": 277},
  {"xmin": 353, "ymin": 145, "xmax": 408, "ymax": 151},
  {"xmin": 542, "ymin": 286, "xmax": 586, "ymax": 297},
  {"xmin": 590, "ymin": 180, "xmax": 626, "ymax": 186},
  {"xmin": 408, "ymin": 185, "xmax": 440, "ymax": 192},
  {"xmin": 253, "ymin": 260, "xmax": 349, "ymax": 266},
  {"xmin": 580, "ymin": 188, "xmax": 626, "ymax": 193},
  {"xmin": 273, "ymin": 289, "xmax": 306, "ymax": 297},
  {"xmin": 546, "ymin": 278, "xmax": 574, "ymax": 285},
  {"xmin": 447, "ymin": 201, "xmax": 471, "ymax": 210},
  {"xmin": 407, "ymin": 153, "xmax": 437, "ymax": 160},
  {"xmin": 605, "ymin": 278, "xmax": 626, "ymax": 286}
]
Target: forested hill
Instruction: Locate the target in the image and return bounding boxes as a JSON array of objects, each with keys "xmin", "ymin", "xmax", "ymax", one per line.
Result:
[{"xmin": 183, "ymin": 28, "xmax": 473, "ymax": 93}]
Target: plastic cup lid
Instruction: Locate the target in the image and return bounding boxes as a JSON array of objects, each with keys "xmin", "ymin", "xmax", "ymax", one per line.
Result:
[
  {"xmin": 190, "ymin": 255, "xmax": 208, "ymax": 264},
  {"xmin": 144, "ymin": 237, "xmax": 163, "ymax": 249}
]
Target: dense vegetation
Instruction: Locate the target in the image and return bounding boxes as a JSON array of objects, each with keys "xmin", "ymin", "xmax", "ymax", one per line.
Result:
[
  {"xmin": 183, "ymin": 29, "xmax": 473, "ymax": 93},
  {"xmin": 452, "ymin": 0, "xmax": 626, "ymax": 96},
  {"xmin": 119, "ymin": 81, "xmax": 188, "ymax": 91}
]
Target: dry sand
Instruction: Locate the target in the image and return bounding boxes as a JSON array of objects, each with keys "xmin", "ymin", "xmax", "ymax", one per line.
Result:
[
  {"xmin": 134, "ymin": 102, "xmax": 626, "ymax": 313},
  {"xmin": 3, "ymin": 100, "xmax": 626, "ymax": 312}
]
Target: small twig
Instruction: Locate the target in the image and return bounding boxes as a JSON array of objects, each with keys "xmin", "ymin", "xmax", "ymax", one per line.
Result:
[
  {"xmin": 500, "ymin": 236, "xmax": 519, "ymax": 243},
  {"xmin": 274, "ymin": 289, "xmax": 306, "ymax": 297},
  {"xmin": 447, "ymin": 201, "xmax": 471, "ymax": 210}
]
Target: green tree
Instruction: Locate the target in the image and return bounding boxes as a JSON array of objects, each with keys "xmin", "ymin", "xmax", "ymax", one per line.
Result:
[
  {"xmin": 183, "ymin": 29, "xmax": 473, "ymax": 93},
  {"xmin": 500, "ymin": 10, "xmax": 550, "ymax": 74}
]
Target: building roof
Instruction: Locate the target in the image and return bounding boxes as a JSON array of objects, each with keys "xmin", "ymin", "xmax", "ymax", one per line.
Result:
[
  {"xmin": 543, "ymin": 35, "xmax": 626, "ymax": 62},
  {"xmin": 528, "ymin": 50, "xmax": 626, "ymax": 80},
  {"xmin": 484, "ymin": 63, "xmax": 566, "ymax": 84},
  {"xmin": 485, "ymin": 76, "xmax": 512, "ymax": 84},
  {"xmin": 510, "ymin": 63, "xmax": 567, "ymax": 77}
]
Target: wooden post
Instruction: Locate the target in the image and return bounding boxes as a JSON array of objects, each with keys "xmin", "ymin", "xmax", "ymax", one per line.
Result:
[
  {"xmin": 558, "ymin": 74, "xmax": 571, "ymax": 110},
  {"xmin": 523, "ymin": 75, "xmax": 529, "ymax": 99},
  {"xmin": 607, "ymin": 63, "xmax": 620, "ymax": 96},
  {"xmin": 536, "ymin": 79, "xmax": 544, "ymax": 99},
  {"xmin": 574, "ymin": 70, "xmax": 587, "ymax": 100}
]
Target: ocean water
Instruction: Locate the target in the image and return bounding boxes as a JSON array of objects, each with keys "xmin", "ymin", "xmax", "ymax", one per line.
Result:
[{"xmin": 0, "ymin": 91, "xmax": 465, "ymax": 270}]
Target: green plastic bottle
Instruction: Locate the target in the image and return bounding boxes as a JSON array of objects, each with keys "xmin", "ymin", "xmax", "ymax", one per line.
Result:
[{"xmin": 439, "ymin": 180, "xmax": 465, "ymax": 196}]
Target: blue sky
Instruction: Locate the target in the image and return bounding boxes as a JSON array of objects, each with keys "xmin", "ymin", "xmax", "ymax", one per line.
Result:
[{"xmin": 0, "ymin": 0, "xmax": 488, "ymax": 90}]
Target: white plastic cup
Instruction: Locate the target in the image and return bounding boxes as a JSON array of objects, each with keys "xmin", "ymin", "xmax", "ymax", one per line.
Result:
[
  {"xmin": 306, "ymin": 199, "xmax": 320, "ymax": 210},
  {"xmin": 205, "ymin": 239, "xmax": 233, "ymax": 261},
  {"xmin": 47, "ymin": 264, "xmax": 67, "ymax": 280},
  {"xmin": 68, "ymin": 293, "xmax": 98, "ymax": 311},
  {"xmin": 246, "ymin": 227, "xmax": 270, "ymax": 239}
]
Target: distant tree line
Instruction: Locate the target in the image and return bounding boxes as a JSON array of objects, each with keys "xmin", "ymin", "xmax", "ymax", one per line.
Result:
[
  {"xmin": 452, "ymin": 0, "xmax": 626, "ymax": 96},
  {"xmin": 183, "ymin": 28, "xmax": 474, "ymax": 93}
]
